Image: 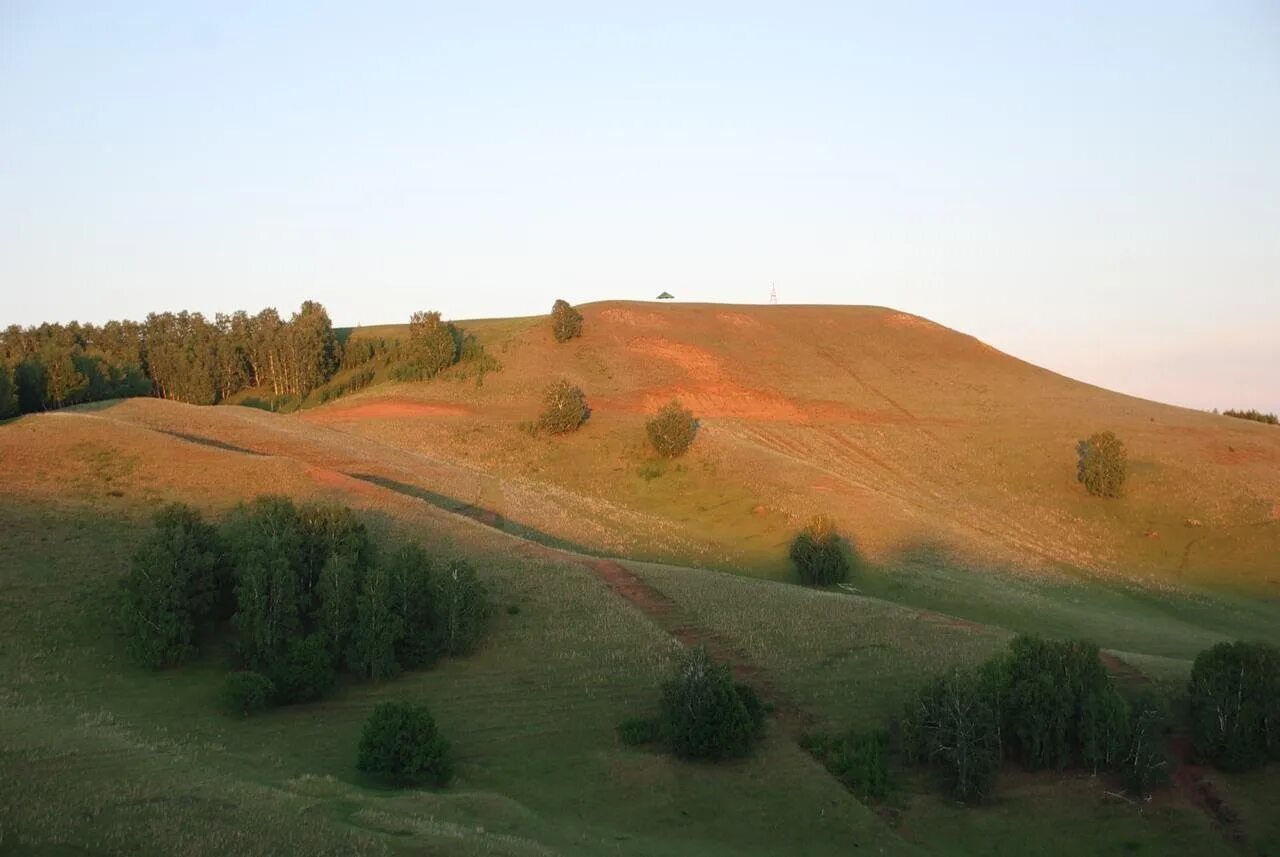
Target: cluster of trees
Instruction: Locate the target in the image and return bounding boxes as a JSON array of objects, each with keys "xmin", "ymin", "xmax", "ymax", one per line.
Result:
[
  {"xmin": 0, "ymin": 302, "xmax": 340, "ymax": 413},
  {"xmin": 1077, "ymin": 431, "xmax": 1128, "ymax": 498},
  {"xmin": 899, "ymin": 636, "xmax": 1168, "ymax": 802},
  {"xmin": 619, "ymin": 646, "xmax": 767, "ymax": 760},
  {"xmin": 117, "ymin": 497, "xmax": 490, "ymax": 713},
  {"xmin": 1220, "ymin": 408, "xmax": 1279, "ymax": 426},
  {"xmin": 1189, "ymin": 641, "xmax": 1279, "ymax": 770},
  {"xmin": 809, "ymin": 635, "xmax": 1280, "ymax": 807},
  {"xmin": 394, "ymin": 311, "xmax": 462, "ymax": 381}
]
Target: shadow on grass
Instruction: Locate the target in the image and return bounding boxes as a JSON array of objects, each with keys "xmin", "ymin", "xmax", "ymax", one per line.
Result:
[
  {"xmin": 346, "ymin": 472, "xmax": 598, "ymax": 556},
  {"xmin": 154, "ymin": 429, "xmax": 265, "ymax": 457}
]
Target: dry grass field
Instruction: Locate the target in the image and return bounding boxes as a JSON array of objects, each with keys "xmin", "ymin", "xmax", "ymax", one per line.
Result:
[{"xmin": 2, "ymin": 301, "xmax": 1278, "ymax": 855}]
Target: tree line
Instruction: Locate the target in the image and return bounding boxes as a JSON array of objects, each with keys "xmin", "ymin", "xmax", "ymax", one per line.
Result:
[
  {"xmin": 0, "ymin": 301, "xmax": 340, "ymax": 414},
  {"xmin": 0, "ymin": 301, "xmax": 504, "ymax": 418}
]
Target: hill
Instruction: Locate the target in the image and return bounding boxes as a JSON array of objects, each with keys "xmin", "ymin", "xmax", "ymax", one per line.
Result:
[
  {"xmin": 323, "ymin": 301, "xmax": 1280, "ymax": 591},
  {"xmin": 2, "ymin": 301, "xmax": 1278, "ymax": 855}
]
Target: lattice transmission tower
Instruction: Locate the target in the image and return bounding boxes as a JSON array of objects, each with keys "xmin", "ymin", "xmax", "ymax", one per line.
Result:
[{"xmin": 769, "ymin": 284, "xmax": 778, "ymax": 304}]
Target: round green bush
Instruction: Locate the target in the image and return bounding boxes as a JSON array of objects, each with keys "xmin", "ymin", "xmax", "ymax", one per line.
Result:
[
  {"xmin": 357, "ymin": 700, "xmax": 453, "ymax": 787},
  {"xmin": 1189, "ymin": 640, "xmax": 1280, "ymax": 770},
  {"xmin": 550, "ymin": 299, "xmax": 583, "ymax": 343},
  {"xmin": 1076, "ymin": 431, "xmax": 1127, "ymax": 498},
  {"xmin": 538, "ymin": 379, "xmax": 588, "ymax": 434},
  {"xmin": 224, "ymin": 671, "xmax": 276, "ymax": 716},
  {"xmin": 789, "ymin": 516, "xmax": 850, "ymax": 585},
  {"xmin": 658, "ymin": 647, "xmax": 765, "ymax": 760},
  {"xmin": 645, "ymin": 400, "xmax": 698, "ymax": 458}
]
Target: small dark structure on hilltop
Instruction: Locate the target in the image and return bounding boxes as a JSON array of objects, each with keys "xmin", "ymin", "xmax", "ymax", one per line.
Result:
[{"xmin": 656, "ymin": 291, "xmax": 674, "ymax": 300}]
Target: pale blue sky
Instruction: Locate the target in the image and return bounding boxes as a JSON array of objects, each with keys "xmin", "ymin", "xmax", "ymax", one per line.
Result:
[{"xmin": 2, "ymin": 1, "xmax": 1278, "ymax": 412}]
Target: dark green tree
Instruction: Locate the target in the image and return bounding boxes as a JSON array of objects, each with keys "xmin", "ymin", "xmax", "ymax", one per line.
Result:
[
  {"xmin": 402, "ymin": 311, "xmax": 460, "ymax": 380},
  {"xmin": 386, "ymin": 543, "xmax": 441, "ymax": 668},
  {"xmin": 224, "ymin": 497, "xmax": 306, "ymax": 670},
  {"xmin": 432, "ymin": 559, "xmax": 490, "ymax": 657},
  {"xmin": 118, "ymin": 504, "xmax": 226, "ymax": 668},
  {"xmin": 789, "ymin": 516, "xmax": 850, "ymax": 585},
  {"xmin": 270, "ymin": 634, "xmax": 336, "ymax": 704},
  {"xmin": 550, "ymin": 299, "xmax": 583, "ymax": 343},
  {"xmin": 657, "ymin": 647, "xmax": 764, "ymax": 760},
  {"xmin": 316, "ymin": 554, "xmax": 363, "ymax": 662},
  {"xmin": 352, "ymin": 562, "xmax": 404, "ymax": 680},
  {"xmin": 0, "ymin": 366, "xmax": 17, "ymax": 418},
  {"xmin": 1076, "ymin": 431, "xmax": 1128, "ymax": 498},
  {"xmin": 224, "ymin": 671, "xmax": 276, "ymax": 715},
  {"xmin": 357, "ymin": 701, "xmax": 453, "ymax": 787}
]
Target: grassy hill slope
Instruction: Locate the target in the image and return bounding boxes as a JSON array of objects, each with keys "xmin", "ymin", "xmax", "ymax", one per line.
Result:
[
  {"xmin": 322, "ymin": 301, "xmax": 1279, "ymax": 590},
  {"xmin": 2, "ymin": 301, "xmax": 1278, "ymax": 854},
  {"xmin": 3, "ymin": 400, "xmax": 1276, "ymax": 855}
]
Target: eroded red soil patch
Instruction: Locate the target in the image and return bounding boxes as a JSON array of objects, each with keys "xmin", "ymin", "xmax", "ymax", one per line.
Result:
[{"xmin": 303, "ymin": 398, "xmax": 471, "ymax": 421}]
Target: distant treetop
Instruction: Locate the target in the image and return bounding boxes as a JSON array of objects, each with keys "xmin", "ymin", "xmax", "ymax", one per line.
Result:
[{"xmin": 1222, "ymin": 409, "xmax": 1278, "ymax": 426}]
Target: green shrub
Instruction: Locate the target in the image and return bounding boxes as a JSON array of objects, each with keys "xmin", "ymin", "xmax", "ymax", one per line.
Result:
[
  {"xmin": 270, "ymin": 635, "xmax": 336, "ymax": 704},
  {"xmin": 818, "ymin": 728, "xmax": 892, "ymax": 802},
  {"xmin": 618, "ymin": 716, "xmax": 661, "ymax": 746},
  {"xmin": 1189, "ymin": 640, "xmax": 1280, "ymax": 770},
  {"xmin": 432, "ymin": 559, "xmax": 490, "ymax": 656},
  {"xmin": 399, "ymin": 310, "xmax": 459, "ymax": 380},
  {"xmin": 1076, "ymin": 431, "xmax": 1127, "ymax": 498},
  {"xmin": 538, "ymin": 379, "xmax": 588, "ymax": 434},
  {"xmin": 358, "ymin": 701, "xmax": 453, "ymax": 787},
  {"xmin": 224, "ymin": 671, "xmax": 275, "ymax": 715},
  {"xmin": 789, "ymin": 516, "xmax": 850, "ymax": 585},
  {"xmin": 645, "ymin": 400, "xmax": 698, "ymax": 458},
  {"xmin": 901, "ymin": 668, "xmax": 1001, "ymax": 802},
  {"xmin": 550, "ymin": 299, "xmax": 583, "ymax": 343},
  {"xmin": 1123, "ymin": 690, "xmax": 1170, "ymax": 797},
  {"xmin": 658, "ymin": 647, "xmax": 765, "ymax": 760},
  {"xmin": 118, "ymin": 503, "xmax": 226, "ymax": 668}
]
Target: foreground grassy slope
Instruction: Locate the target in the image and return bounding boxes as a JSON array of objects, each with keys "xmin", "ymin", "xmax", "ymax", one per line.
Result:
[
  {"xmin": 322, "ymin": 301, "xmax": 1280, "ymax": 591},
  {"xmin": 2, "ymin": 400, "xmax": 1277, "ymax": 854}
]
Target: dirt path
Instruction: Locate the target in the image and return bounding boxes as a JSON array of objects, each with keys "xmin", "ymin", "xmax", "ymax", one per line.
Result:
[
  {"xmin": 583, "ymin": 560, "xmax": 808, "ymax": 727},
  {"xmin": 1166, "ymin": 735, "xmax": 1247, "ymax": 846}
]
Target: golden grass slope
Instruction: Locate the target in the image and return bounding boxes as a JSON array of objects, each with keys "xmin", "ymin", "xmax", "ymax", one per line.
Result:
[{"xmin": 319, "ymin": 301, "xmax": 1280, "ymax": 590}]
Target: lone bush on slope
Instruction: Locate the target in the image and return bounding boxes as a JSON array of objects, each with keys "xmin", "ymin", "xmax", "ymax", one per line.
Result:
[
  {"xmin": 538, "ymin": 379, "xmax": 589, "ymax": 434},
  {"xmin": 1076, "ymin": 431, "xmax": 1127, "ymax": 498},
  {"xmin": 550, "ymin": 299, "xmax": 583, "ymax": 343},
  {"xmin": 789, "ymin": 516, "xmax": 850, "ymax": 585},
  {"xmin": 646, "ymin": 400, "xmax": 698, "ymax": 458}
]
